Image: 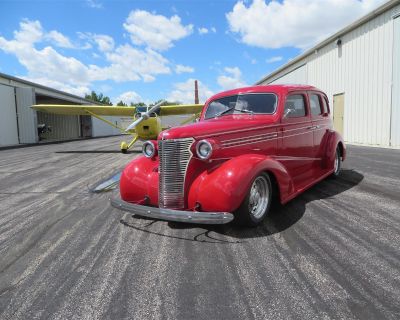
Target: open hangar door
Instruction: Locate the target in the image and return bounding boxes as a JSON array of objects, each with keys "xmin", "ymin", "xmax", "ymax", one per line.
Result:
[
  {"xmin": 35, "ymin": 94, "xmax": 85, "ymax": 141},
  {"xmin": 0, "ymin": 85, "xmax": 38, "ymax": 146}
]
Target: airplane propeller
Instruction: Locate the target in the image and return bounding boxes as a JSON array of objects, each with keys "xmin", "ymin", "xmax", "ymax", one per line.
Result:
[{"xmin": 125, "ymin": 100, "xmax": 166, "ymax": 132}]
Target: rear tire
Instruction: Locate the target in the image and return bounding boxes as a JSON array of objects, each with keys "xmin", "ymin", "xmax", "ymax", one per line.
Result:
[
  {"xmin": 331, "ymin": 147, "xmax": 341, "ymax": 178},
  {"xmin": 235, "ymin": 173, "xmax": 272, "ymax": 227}
]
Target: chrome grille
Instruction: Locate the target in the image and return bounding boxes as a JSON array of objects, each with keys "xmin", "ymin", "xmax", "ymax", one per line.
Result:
[{"xmin": 158, "ymin": 138, "xmax": 194, "ymax": 209}]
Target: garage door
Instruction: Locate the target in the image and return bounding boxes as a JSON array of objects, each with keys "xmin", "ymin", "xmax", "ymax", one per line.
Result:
[
  {"xmin": 391, "ymin": 15, "xmax": 400, "ymax": 147},
  {"xmin": 0, "ymin": 85, "xmax": 19, "ymax": 146}
]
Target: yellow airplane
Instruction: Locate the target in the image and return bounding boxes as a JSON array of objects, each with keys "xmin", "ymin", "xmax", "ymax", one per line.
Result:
[{"xmin": 32, "ymin": 100, "xmax": 203, "ymax": 153}]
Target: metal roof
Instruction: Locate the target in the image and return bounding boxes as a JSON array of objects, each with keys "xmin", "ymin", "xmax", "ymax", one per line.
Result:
[
  {"xmin": 256, "ymin": 0, "xmax": 400, "ymax": 85},
  {"xmin": 0, "ymin": 72, "xmax": 102, "ymax": 105}
]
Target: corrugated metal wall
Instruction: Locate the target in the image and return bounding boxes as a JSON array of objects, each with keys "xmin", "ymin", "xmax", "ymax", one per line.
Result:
[
  {"xmin": 271, "ymin": 64, "xmax": 308, "ymax": 84},
  {"xmin": 0, "ymin": 84, "xmax": 19, "ymax": 146},
  {"xmin": 261, "ymin": 4, "xmax": 400, "ymax": 147},
  {"xmin": 391, "ymin": 15, "xmax": 400, "ymax": 146},
  {"xmin": 92, "ymin": 116, "xmax": 121, "ymax": 137}
]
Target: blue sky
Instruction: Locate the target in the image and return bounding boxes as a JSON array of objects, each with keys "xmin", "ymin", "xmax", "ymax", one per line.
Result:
[{"xmin": 0, "ymin": 0, "xmax": 385, "ymax": 104}]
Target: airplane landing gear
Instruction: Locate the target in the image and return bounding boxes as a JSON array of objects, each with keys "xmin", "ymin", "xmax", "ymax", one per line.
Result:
[{"xmin": 120, "ymin": 141, "xmax": 128, "ymax": 154}]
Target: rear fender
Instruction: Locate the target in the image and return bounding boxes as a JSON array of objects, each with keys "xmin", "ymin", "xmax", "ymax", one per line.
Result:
[
  {"xmin": 188, "ymin": 154, "xmax": 294, "ymax": 213},
  {"xmin": 322, "ymin": 130, "xmax": 346, "ymax": 169}
]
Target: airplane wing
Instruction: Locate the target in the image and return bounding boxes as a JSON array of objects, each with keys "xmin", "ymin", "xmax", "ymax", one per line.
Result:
[
  {"xmin": 32, "ymin": 105, "xmax": 136, "ymax": 116},
  {"xmin": 159, "ymin": 104, "xmax": 203, "ymax": 116}
]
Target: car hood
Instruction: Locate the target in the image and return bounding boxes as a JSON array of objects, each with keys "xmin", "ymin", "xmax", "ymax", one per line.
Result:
[{"xmin": 159, "ymin": 115, "xmax": 277, "ymax": 140}]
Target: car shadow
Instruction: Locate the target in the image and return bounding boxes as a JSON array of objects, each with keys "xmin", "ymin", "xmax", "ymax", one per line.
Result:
[
  {"xmin": 56, "ymin": 150, "xmax": 141, "ymax": 154},
  {"xmin": 120, "ymin": 169, "xmax": 363, "ymax": 242}
]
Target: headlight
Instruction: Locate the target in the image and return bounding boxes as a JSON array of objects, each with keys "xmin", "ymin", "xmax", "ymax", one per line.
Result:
[
  {"xmin": 196, "ymin": 140, "xmax": 213, "ymax": 160},
  {"xmin": 142, "ymin": 141, "xmax": 156, "ymax": 158}
]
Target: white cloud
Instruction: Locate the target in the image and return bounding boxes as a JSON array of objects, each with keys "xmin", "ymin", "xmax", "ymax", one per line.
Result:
[
  {"xmin": 198, "ymin": 27, "xmax": 209, "ymax": 35},
  {"xmin": 175, "ymin": 64, "xmax": 194, "ymax": 74},
  {"xmin": 114, "ymin": 91, "xmax": 142, "ymax": 105},
  {"xmin": 46, "ymin": 30, "xmax": 74, "ymax": 48},
  {"xmin": 211, "ymin": 27, "xmax": 217, "ymax": 33},
  {"xmin": 227, "ymin": 0, "xmax": 386, "ymax": 49},
  {"xmin": 217, "ymin": 67, "xmax": 247, "ymax": 90},
  {"xmin": 77, "ymin": 32, "xmax": 114, "ymax": 52},
  {"xmin": 93, "ymin": 34, "xmax": 114, "ymax": 52},
  {"xmin": 14, "ymin": 19, "xmax": 43, "ymax": 44},
  {"xmin": 123, "ymin": 10, "xmax": 193, "ymax": 51},
  {"xmin": 86, "ymin": 0, "xmax": 103, "ymax": 9},
  {"xmin": 266, "ymin": 56, "xmax": 283, "ymax": 63},
  {"xmin": 167, "ymin": 79, "xmax": 214, "ymax": 104},
  {"xmin": 0, "ymin": 19, "xmax": 171, "ymax": 95},
  {"xmin": 101, "ymin": 45, "xmax": 171, "ymax": 82}
]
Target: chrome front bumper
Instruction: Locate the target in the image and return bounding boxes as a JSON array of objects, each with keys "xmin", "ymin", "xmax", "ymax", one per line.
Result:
[{"xmin": 110, "ymin": 197, "xmax": 234, "ymax": 224}]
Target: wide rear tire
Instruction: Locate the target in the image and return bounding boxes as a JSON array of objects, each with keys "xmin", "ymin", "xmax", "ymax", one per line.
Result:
[
  {"xmin": 235, "ymin": 173, "xmax": 272, "ymax": 227},
  {"xmin": 331, "ymin": 147, "xmax": 342, "ymax": 178}
]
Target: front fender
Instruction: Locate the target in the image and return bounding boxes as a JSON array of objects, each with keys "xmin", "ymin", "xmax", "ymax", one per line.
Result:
[
  {"xmin": 188, "ymin": 154, "xmax": 294, "ymax": 213},
  {"xmin": 120, "ymin": 156, "xmax": 159, "ymax": 205}
]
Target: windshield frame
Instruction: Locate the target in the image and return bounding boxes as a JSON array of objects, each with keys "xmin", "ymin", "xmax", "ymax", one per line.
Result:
[{"xmin": 203, "ymin": 92, "xmax": 278, "ymax": 120}]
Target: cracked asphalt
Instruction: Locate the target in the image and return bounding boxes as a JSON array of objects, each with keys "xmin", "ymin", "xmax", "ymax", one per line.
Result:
[{"xmin": 0, "ymin": 136, "xmax": 399, "ymax": 319}]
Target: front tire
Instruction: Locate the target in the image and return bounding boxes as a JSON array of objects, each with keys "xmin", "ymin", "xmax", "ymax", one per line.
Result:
[{"xmin": 235, "ymin": 173, "xmax": 272, "ymax": 227}]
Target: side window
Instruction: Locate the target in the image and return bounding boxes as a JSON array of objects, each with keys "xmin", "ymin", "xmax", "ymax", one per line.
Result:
[
  {"xmin": 323, "ymin": 97, "xmax": 330, "ymax": 114},
  {"xmin": 310, "ymin": 94, "xmax": 323, "ymax": 115},
  {"xmin": 284, "ymin": 94, "xmax": 306, "ymax": 118}
]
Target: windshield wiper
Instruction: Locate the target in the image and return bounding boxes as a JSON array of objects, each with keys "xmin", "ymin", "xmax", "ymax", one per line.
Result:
[{"xmin": 215, "ymin": 106, "xmax": 253, "ymax": 117}]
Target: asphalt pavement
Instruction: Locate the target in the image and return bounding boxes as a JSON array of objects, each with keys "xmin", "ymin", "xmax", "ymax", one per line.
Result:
[{"xmin": 0, "ymin": 136, "xmax": 399, "ymax": 320}]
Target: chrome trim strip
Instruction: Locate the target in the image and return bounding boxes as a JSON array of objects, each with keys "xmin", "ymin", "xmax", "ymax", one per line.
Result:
[
  {"xmin": 221, "ymin": 132, "xmax": 277, "ymax": 143},
  {"xmin": 111, "ymin": 197, "xmax": 234, "ymax": 224},
  {"xmin": 222, "ymin": 134, "xmax": 278, "ymax": 148}
]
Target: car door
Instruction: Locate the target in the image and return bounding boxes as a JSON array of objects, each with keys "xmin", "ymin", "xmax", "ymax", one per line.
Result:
[
  {"xmin": 309, "ymin": 92, "xmax": 331, "ymax": 163},
  {"xmin": 279, "ymin": 92, "xmax": 315, "ymax": 189}
]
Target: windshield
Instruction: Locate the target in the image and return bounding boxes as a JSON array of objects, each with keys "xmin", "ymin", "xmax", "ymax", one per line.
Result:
[{"xmin": 204, "ymin": 93, "xmax": 277, "ymax": 119}]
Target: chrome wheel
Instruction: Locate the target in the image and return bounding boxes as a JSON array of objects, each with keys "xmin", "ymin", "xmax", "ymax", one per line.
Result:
[{"xmin": 248, "ymin": 176, "xmax": 270, "ymax": 219}]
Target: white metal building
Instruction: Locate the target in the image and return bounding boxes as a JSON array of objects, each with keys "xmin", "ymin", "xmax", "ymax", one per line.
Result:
[
  {"xmin": 0, "ymin": 73, "xmax": 121, "ymax": 147},
  {"xmin": 257, "ymin": 0, "xmax": 400, "ymax": 148}
]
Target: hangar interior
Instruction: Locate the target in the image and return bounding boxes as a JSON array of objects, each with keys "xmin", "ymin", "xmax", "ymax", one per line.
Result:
[
  {"xmin": 0, "ymin": 73, "xmax": 121, "ymax": 147},
  {"xmin": 257, "ymin": 0, "xmax": 400, "ymax": 148}
]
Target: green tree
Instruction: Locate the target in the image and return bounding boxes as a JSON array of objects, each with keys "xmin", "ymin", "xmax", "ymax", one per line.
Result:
[
  {"xmin": 116, "ymin": 100, "xmax": 127, "ymax": 106},
  {"xmin": 150, "ymin": 100, "xmax": 180, "ymax": 106},
  {"xmin": 85, "ymin": 91, "xmax": 112, "ymax": 105},
  {"xmin": 130, "ymin": 102, "xmax": 147, "ymax": 107}
]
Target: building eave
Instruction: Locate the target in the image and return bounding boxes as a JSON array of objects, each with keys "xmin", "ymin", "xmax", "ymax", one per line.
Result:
[{"xmin": 256, "ymin": 0, "xmax": 400, "ymax": 85}]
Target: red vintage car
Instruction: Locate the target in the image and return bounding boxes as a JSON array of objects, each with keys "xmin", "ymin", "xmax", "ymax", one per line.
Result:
[{"xmin": 111, "ymin": 85, "xmax": 346, "ymax": 226}]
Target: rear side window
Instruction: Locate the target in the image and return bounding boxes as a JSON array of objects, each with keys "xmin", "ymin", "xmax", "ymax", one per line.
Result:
[
  {"xmin": 323, "ymin": 97, "xmax": 330, "ymax": 114},
  {"xmin": 284, "ymin": 94, "xmax": 306, "ymax": 118},
  {"xmin": 310, "ymin": 94, "xmax": 323, "ymax": 115}
]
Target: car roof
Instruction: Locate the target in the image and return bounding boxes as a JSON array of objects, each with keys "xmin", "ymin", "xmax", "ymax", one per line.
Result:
[{"xmin": 208, "ymin": 84, "xmax": 323, "ymax": 101}]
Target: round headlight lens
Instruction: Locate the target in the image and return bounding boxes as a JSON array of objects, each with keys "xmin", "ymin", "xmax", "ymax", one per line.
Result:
[
  {"xmin": 196, "ymin": 140, "xmax": 213, "ymax": 160},
  {"xmin": 142, "ymin": 141, "xmax": 156, "ymax": 158}
]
